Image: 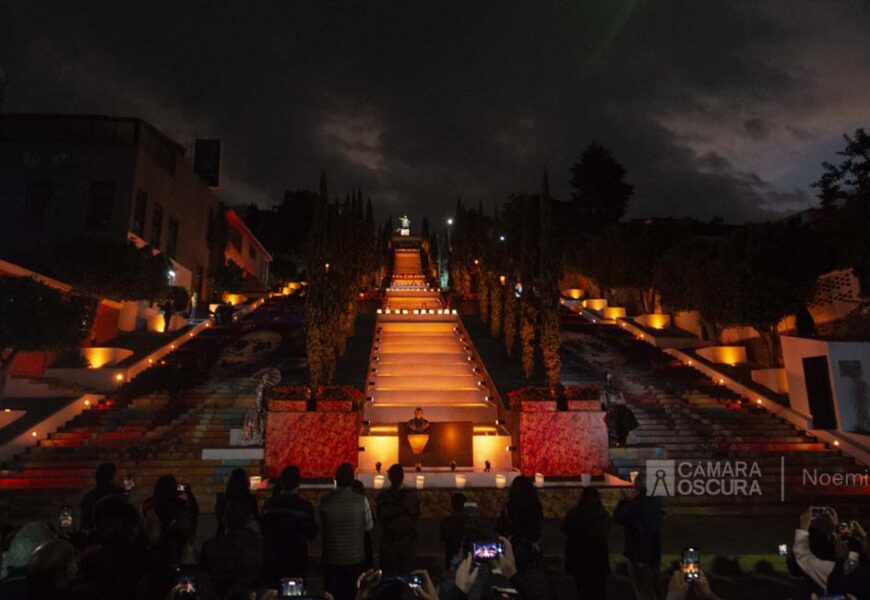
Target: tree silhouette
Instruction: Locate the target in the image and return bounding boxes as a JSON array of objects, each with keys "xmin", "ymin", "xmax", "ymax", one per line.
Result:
[
  {"xmin": 570, "ymin": 142, "xmax": 633, "ymax": 231},
  {"xmin": 813, "ymin": 128, "xmax": 870, "ymax": 209}
]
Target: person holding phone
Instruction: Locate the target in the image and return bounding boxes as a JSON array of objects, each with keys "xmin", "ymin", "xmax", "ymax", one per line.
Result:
[
  {"xmin": 794, "ymin": 507, "xmax": 870, "ymax": 599},
  {"xmin": 665, "ymin": 567, "xmax": 722, "ymax": 600}
]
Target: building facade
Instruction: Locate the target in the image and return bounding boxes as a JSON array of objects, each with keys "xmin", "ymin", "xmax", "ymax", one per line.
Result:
[
  {"xmin": 0, "ymin": 114, "xmax": 221, "ymax": 299},
  {"xmin": 224, "ymin": 208, "xmax": 272, "ymax": 290}
]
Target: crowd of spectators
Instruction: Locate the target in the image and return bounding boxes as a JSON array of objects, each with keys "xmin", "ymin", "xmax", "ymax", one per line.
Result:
[{"xmin": 2, "ymin": 462, "xmax": 868, "ymax": 600}]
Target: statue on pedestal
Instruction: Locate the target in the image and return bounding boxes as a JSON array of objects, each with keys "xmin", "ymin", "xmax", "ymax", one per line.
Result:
[{"xmin": 399, "ymin": 215, "xmax": 411, "ymax": 236}]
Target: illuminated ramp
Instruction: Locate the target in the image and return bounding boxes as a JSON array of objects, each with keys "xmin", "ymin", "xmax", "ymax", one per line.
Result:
[{"xmin": 365, "ymin": 249, "xmax": 498, "ymax": 424}]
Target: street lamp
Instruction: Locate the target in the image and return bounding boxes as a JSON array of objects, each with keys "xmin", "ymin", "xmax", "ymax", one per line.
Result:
[{"xmin": 446, "ymin": 218, "xmax": 454, "ymax": 226}]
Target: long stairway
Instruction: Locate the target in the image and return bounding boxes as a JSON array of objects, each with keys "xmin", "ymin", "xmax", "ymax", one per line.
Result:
[
  {"xmin": 562, "ymin": 311, "xmax": 870, "ymax": 513},
  {"xmin": 0, "ymin": 303, "xmax": 282, "ymax": 526},
  {"xmin": 365, "ymin": 248, "xmax": 498, "ymax": 425}
]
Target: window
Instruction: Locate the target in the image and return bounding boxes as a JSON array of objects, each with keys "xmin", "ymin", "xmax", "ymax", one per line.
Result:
[
  {"xmin": 132, "ymin": 190, "xmax": 148, "ymax": 237},
  {"xmin": 150, "ymin": 202, "xmax": 163, "ymax": 248},
  {"xmin": 24, "ymin": 181, "xmax": 52, "ymax": 230},
  {"xmin": 167, "ymin": 216, "xmax": 179, "ymax": 259},
  {"xmin": 87, "ymin": 181, "xmax": 115, "ymax": 230}
]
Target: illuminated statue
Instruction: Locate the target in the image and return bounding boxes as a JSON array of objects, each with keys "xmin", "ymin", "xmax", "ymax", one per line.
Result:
[
  {"xmin": 242, "ymin": 367, "xmax": 281, "ymax": 444},
  {"xmin": 399, "ymin": 215, "xmax": 411, "ymax": 236}
]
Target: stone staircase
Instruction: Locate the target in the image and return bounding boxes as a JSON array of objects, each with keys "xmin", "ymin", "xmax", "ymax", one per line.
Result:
[
  {"xmin": 566, "ymin": 321, "xmax": 870, "ymax": 514},
  {"xmin": 0, "ymin": 301, "xmax": 282, "ymax": 526},
  {"xmin": 0, "ymin": 379, "xmax": 261, "ymax": 525}
]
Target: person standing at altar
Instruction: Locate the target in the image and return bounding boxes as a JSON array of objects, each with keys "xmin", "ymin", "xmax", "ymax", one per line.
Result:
[
  {"xmin": 376, "ymin": 464, "xmax": 420, "ymax": 574},
  {"xmin": 408, "ymin": 407, "xmax": 430, "ymax": 433}
]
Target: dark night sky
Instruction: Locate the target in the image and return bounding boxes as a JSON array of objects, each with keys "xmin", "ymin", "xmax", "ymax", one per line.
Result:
[{"xmin": 2, "ymin": 1, "xmax": 869, "ymax": 224}]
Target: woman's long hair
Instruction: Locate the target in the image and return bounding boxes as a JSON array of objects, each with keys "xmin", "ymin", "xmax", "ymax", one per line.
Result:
[
  {"xmin": 508, "ymin": 475, "xmax": 540, "ymax": 512},
  {"xmin": 225, "ymin": 468, "xmax": 250, "ymax": 500}
]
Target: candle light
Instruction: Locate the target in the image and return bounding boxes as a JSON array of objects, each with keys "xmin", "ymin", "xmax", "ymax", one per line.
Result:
[
  {"xmin": 534, "ymin": 473, "xmax": 544, "ymax": 488},
  {"xmin": 495, "ymin": 474, "xmax": 507, "ymax": 489},
  {"xmin": 455, "ymin": 474, "xmax": 467, "ymax": 489},
  {"xmin": 416, "ymin": 475, "xmax": 425, "ymax": 490},
  {"xmin": 374, "ymin": 475, "xmax": 385, "ymax": 490}
]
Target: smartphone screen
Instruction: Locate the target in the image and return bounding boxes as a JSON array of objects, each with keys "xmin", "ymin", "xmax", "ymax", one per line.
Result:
[
  {"xmin": 175, "ymin": 567, "xmax": 197, "ymax": 599},
  {"xmin": 280, "ymin": 578, "xmax": 304, "ymax": 597},
  {"xmin": 59, "ymin": 506, "xmax": 73, "ymax": 530},
  {"xmin": 682, "ymin": 547, "xmax": 700, "ymax": 582},
  {"xmin": 473, "ymin": 541, "xmax": 505, "ymax": 563},
  {"xmin": 810, "ymin": 506, "xmax": 832, "ymax": 519}
]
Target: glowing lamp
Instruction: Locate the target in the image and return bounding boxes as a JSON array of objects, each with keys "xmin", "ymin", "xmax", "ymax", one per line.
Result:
[
  {"xmin": 455, "ymin": 474, "xmax": 467, "ymax": 489},
  {"xmin": 31, "ymin": 431, "xmax": 37, "ymax": 437},
  {"xmin": 415, "ymin": 475, "xmax": 425, "ymax": 490},
  {"xmin": 495, "ymin": 474, "xmax": 507, "ymax": 489},
  {"xmin": 629, "ymin": 471, "xmax": 639, "ymax": 484},
  {"xmin": 84, "ymin": 400, "xmax": 91, "ymax": 407},
  {"xmin": 534, "ymin": 473, "xmax": 544, "ymax": 488},
  {"xmin": 834, "ymin": 440, "xmax": 840, "ymax": 447},
  {"xmin": 115, "ymin": 373, "xmax": 124, "ymax": 382},
  {"xmin": 374, "ymin": 475, "xmax": 385, "ymax": 489},
  {"xmin": 408, "ymin": 433, "xmax": 430, "ymax": 454}
]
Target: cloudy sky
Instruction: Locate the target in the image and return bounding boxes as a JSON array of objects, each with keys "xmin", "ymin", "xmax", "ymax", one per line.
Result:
[{"xmin": 2, "ymin": 1, "xmax": 869, "ymax": 224}]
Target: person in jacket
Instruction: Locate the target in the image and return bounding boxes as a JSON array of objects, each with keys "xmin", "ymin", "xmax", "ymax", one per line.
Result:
[
  {"xmin": 319, "ymin": 463, "xmax": 373, "ymax": 600},
  {"xmin": 614, "ymin": 479, "xmax": 665, "ymax": 600},
  {"xmin": 376, "ymin": 464, "xmax": 420, "ymax": 574},
  {"xmin": 261, "ymin": 465, "xmax": 318, "ymax": 587},
  {"xmin": 561, "ymin": 486, "xmax": 611, "ymax": 599},
  {"xmin": 79, "ymin": 462, "xmax": 126, "ymax": 533}
]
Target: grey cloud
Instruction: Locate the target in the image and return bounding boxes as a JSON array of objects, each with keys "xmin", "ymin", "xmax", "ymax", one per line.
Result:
[{"xmin": 1, "ymin": 0, "xmax": 868, "ymax": 224}]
